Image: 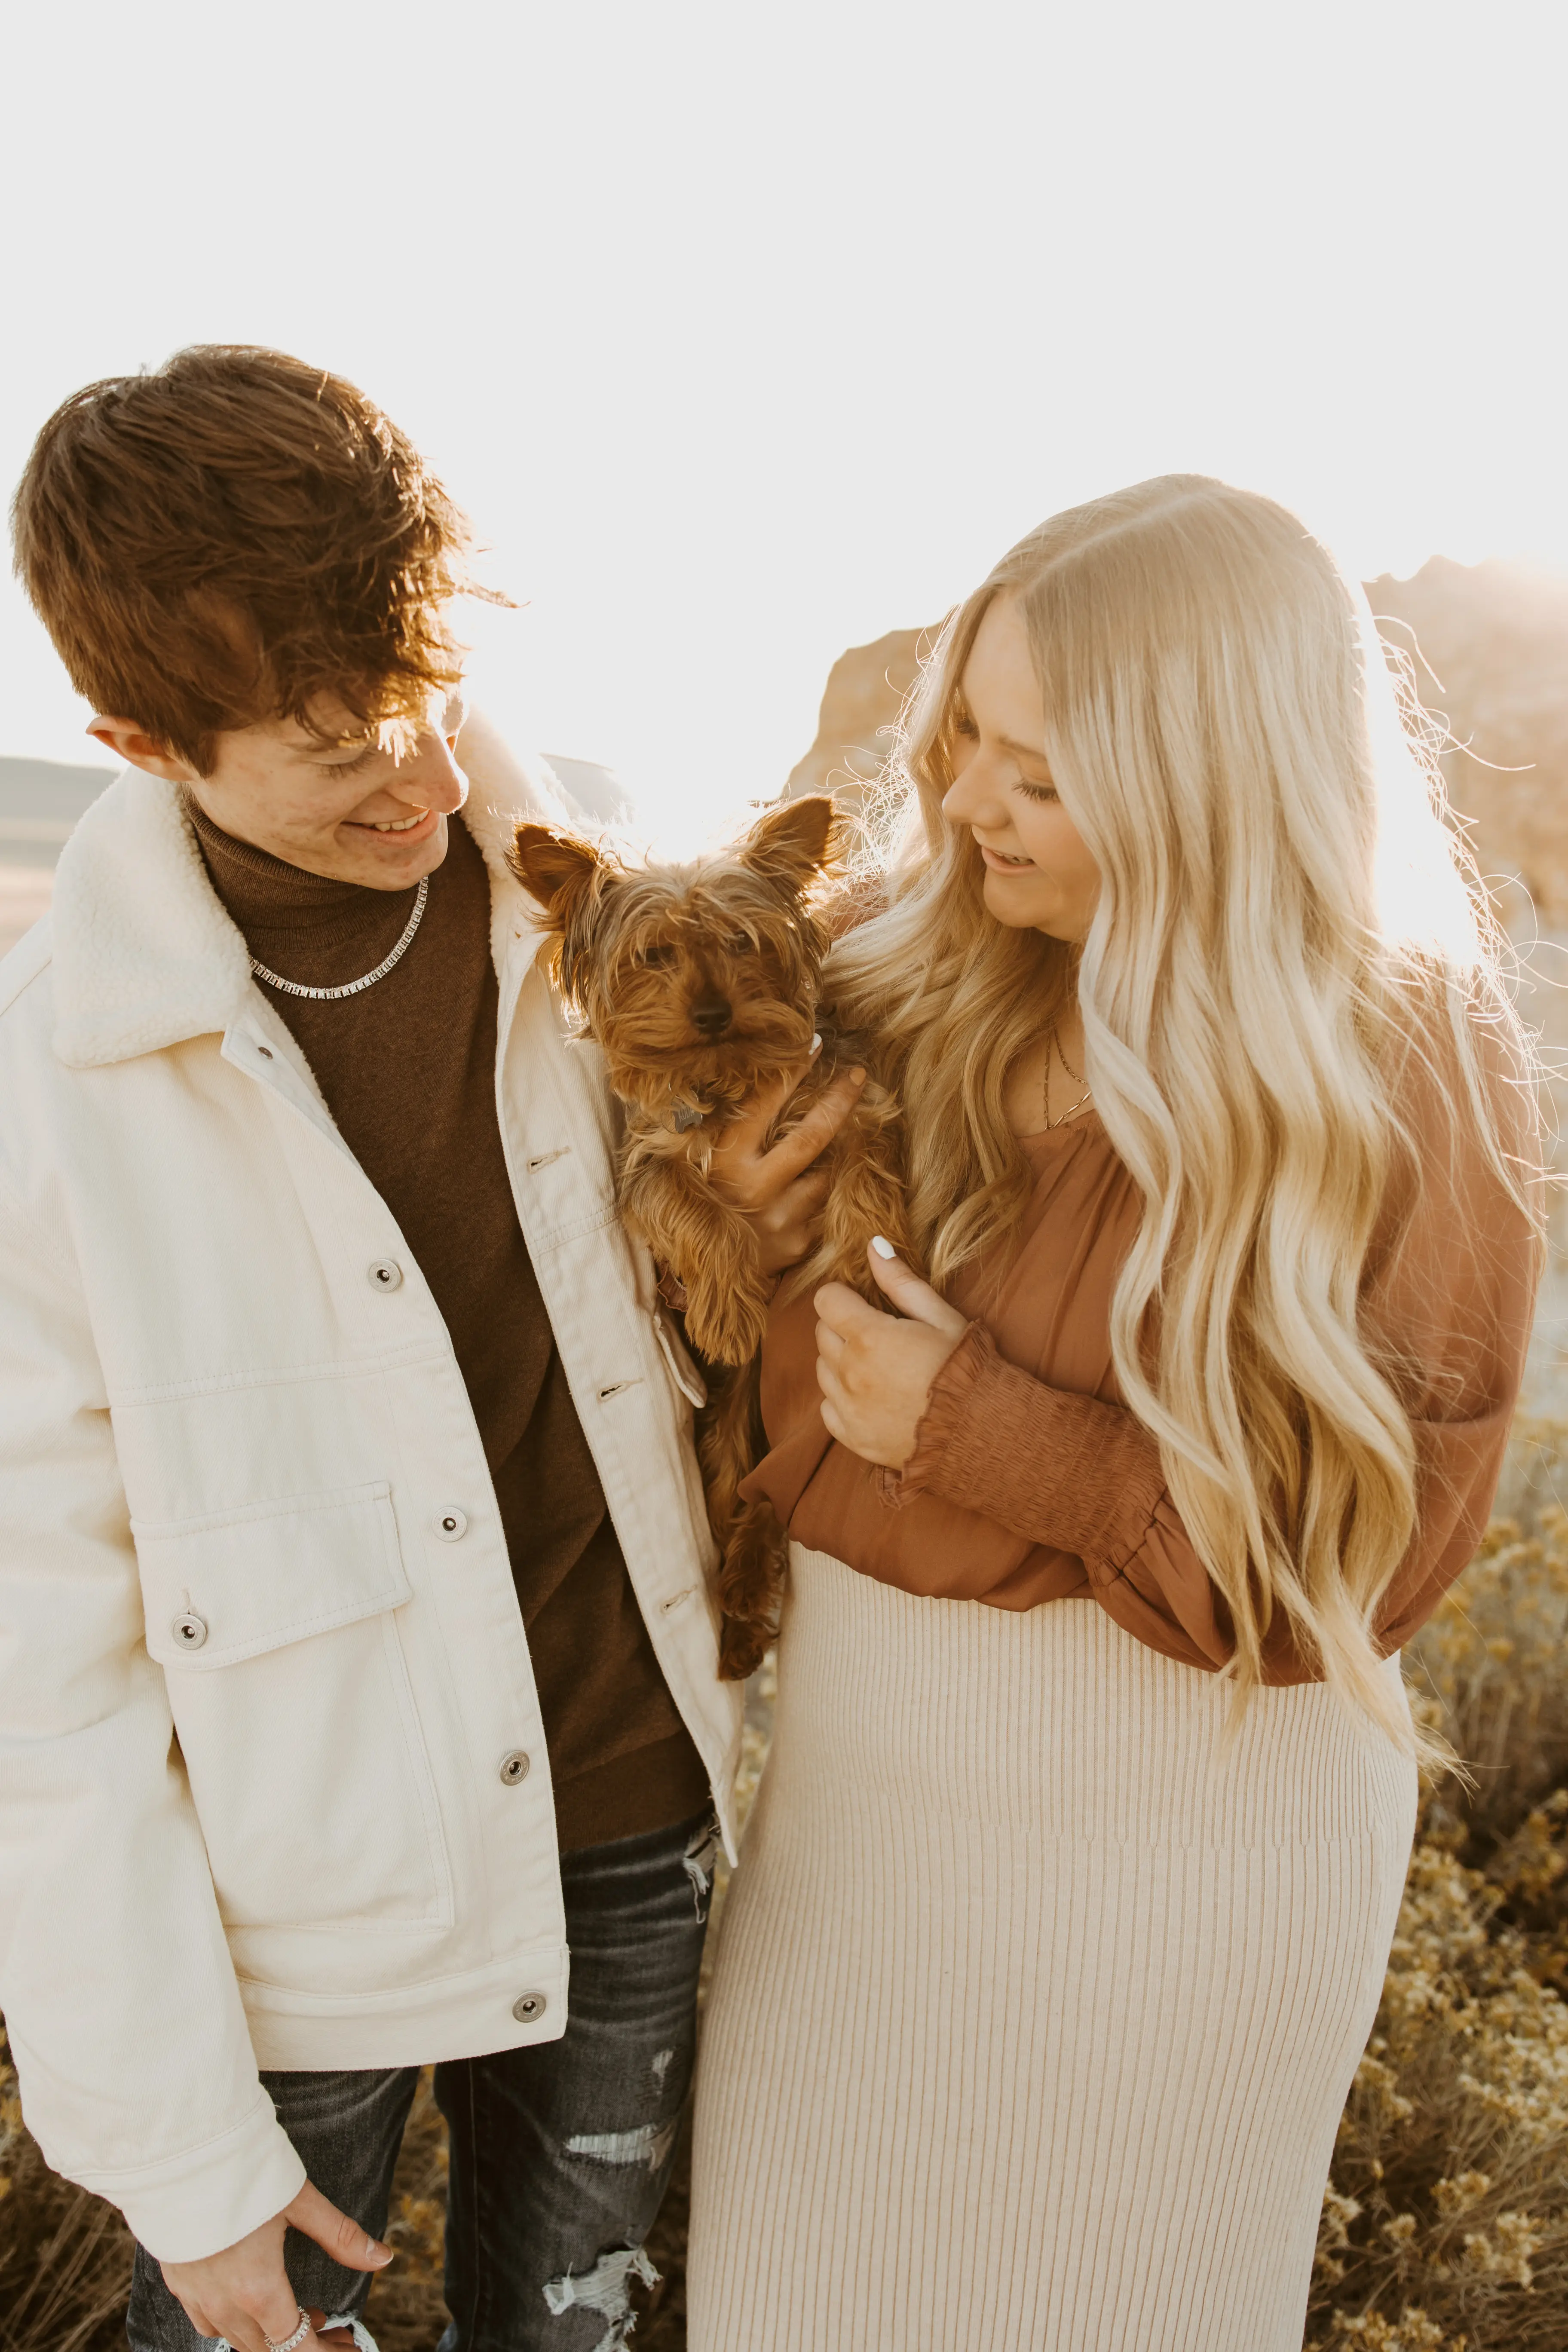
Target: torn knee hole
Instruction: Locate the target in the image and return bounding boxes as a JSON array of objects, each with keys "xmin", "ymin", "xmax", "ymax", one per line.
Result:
[
  {"xmin": 564, "ymin": 2118, "xmax": 677, "ymax": 2171},
  {"xmin": 542, "ymin": 2242, "xmax": 659, "ymax": 2349}
]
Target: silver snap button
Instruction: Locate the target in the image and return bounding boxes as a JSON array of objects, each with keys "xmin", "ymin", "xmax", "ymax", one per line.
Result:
[
  {"xmin": 368, "ymin": 1259, "xmax": 403, "ymax": 1292},
  {"xmin": 512, "ymin": 1990, "xmax": 547, "ymax": 2024},
  {"xmin": 499, "ymin": 1750, "xmax": 531, "ymax": 1785},
  {"xmin": 435, "ymin": 1508, "xmax": 468, "ymax": 1541},
  {"xmin": 173, "ymin": 1612, "xmax": 208, "ymax": 1650}
]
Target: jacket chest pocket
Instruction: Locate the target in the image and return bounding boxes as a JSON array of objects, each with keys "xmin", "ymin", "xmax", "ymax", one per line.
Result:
[{"xmin": 133, "ymin": 1482, "xmax": 452, "ymax": 1933}]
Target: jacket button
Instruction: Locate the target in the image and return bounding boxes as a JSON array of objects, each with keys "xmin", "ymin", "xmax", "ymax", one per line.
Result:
[
  {"xmin": 368, "ymin": 1259, "xmax": 403, "ymax": 1292},
  {"xmin": 173, "ymin": 1612, "xmax": 208, "ymax": 1650},
  {"xmin": 499, "ymin": 1750, "xmax": 530, "ymax": 1785},
  {"xmin": 512, "ymin": 1990, "xmax": 547, "ymax": 2024},
  {"xmin": 435, "ymin": 1509, "xmax": 468, "ymax": 1541}
]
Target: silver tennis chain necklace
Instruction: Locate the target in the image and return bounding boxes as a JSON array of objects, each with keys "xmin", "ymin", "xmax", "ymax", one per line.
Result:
[{"xmin": 249, "ymin": 876, "xmax": 429, "ymax": 1001}]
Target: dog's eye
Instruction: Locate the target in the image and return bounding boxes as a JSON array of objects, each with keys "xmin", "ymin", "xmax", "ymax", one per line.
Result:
[
  {"xmin": 720, "ymin": 934, "xmax": 756, "ymax": 956},
  {"xmin": 635, "ymin": 942, "xmax": 677, "ymax": 969}
]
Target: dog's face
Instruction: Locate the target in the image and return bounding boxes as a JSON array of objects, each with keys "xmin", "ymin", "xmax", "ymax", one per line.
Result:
[{"xmin": 509, "ymin": 795, "xmax": 842, "ymax": 1118}]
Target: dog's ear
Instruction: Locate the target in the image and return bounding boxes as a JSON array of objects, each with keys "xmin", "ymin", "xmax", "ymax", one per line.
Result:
[
  {"xmin": 739, "ymin": 794, "xmax": 841, "ymax": 896},
  {"xmin": 509, "ymin": 823, "xmax": 620, "ymax": 1010},
  {"xmin": 508, "ymin": 824, "xmax": 606, "ymax": 927}
]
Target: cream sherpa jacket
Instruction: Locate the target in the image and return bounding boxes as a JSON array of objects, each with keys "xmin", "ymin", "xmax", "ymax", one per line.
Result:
[{"xmin": 0, "ymin": 719, "xmax": 738, "ymax": 2262}]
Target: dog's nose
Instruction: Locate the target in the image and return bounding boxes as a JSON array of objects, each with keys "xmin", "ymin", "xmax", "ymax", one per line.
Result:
[{"xmin": 690, "ymin": 992, "xmax": 732, "ymax": 1039}]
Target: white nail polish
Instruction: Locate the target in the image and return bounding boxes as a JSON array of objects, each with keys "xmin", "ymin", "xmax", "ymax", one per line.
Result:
[
  {"xmin": 870, "ymin": 1235, "xmax": 896, "ymax": 1259},
  {"xmin": 810, "ymin": 1032, "xmax": 822, "ymax": 1054}
]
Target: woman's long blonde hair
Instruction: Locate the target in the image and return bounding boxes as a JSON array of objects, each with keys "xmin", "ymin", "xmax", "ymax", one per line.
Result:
[{"xmin": 830, "ymin": 475, "xmax": 1542, "ymax": 1747}]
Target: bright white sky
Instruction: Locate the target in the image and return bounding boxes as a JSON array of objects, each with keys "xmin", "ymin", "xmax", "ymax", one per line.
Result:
[{"xmin": 3, "ymin": 0, "xmax": 1564, "ymax": 834}]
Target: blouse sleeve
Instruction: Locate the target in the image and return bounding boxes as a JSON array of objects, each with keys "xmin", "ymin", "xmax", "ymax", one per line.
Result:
[{"xmin": 893, "ymin": 1069, "xmax": 1543, "ymax": 1683}]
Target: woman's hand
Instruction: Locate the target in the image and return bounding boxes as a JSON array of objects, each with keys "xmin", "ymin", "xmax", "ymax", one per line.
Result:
[
  {"xmin": 708, "ymin": 1045, "xmax": 867, "ymax": 1275},
  {"xmin": 815, "ymin": 1242, "xmax": 969, "ymax": 1468}
]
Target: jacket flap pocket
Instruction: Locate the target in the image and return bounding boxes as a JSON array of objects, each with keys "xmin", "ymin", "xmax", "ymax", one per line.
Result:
[{"xmin": 133, "ymin": 1481, "xmax": 410, "ymax": 1670}]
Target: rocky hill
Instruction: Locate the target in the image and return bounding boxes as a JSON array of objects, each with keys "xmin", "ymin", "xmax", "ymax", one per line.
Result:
[{"xmin": 1368, "ymin": 559, "xmax": 1568, "ymax": 920}]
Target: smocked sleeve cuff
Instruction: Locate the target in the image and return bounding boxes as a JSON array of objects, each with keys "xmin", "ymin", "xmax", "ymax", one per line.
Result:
[
  {"xmin": 877, "ymin": 1323, "xmax": 992, "ymax": 1509},
  {"xmin": 882, "ymin": 1322, "xmax": 1169, "ymax": 1578}
]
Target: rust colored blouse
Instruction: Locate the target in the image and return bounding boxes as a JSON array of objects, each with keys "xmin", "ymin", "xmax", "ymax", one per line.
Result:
[{"xmin": 741, "ymin": 1056, "xmax": 1542, "ymax": 1683}]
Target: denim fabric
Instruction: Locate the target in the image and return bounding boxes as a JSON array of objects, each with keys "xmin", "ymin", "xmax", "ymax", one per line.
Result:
[{"xmin": 128, "ymin": 1807, "xmax": 717, "ymax": 2352}]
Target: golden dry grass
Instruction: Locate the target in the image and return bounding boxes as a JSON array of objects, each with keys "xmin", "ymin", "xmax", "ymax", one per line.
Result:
[{"xmin": 0, "ymin": 2023, "xmax": 132, "ymax": 2352}]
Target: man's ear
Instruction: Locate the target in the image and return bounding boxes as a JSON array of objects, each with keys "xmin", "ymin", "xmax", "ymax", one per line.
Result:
[
  {"xmin": 508, "ymin": 824, "xmax": 607, "ymax": 926},
  {"xmin": 739, "ymin": 794, "xmax": 842, "ymax": 894},
  {"xmin": 86, "ymin": 716, "xmax": 196, "ymax": 786}
]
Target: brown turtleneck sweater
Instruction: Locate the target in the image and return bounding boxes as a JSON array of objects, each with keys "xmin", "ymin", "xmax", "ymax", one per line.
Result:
[{"xmin": 189, "ymin": 799, "xmax": 710, "ymax": 1851}]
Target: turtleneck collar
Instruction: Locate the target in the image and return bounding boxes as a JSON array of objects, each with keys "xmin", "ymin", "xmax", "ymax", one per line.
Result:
[{"xmin": 182, "ymin": 792, "xmax": 418, "ymax": 956}]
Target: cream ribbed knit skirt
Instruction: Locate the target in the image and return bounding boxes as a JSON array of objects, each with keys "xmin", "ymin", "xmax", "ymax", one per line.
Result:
[{"xmin": 689, "ymin": 1549, "xmax": 1418, "ymax": 2352}]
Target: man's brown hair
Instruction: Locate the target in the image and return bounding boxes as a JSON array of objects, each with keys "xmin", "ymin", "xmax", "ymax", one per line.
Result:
[{"xmin": 11, "ymin": 345, "xmax": 496, "ymax": 772}]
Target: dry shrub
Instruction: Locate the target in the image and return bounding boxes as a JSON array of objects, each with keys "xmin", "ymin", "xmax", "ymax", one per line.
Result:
[
  {"xmin": 360, "ymin": 2068, "xmax": 450, "ymax": 2352},
  {"xmin": 1418, "ymin": 1426, "xmax": 1568, "ymax": 1863},
  {"xmin": 0, "ymin": 2020, "xmax": 131, "ymax": 2352},
  {"xmin": 1309, "ymin": 1445, "xmax": 1568, "ymax": 2351},
  {"xmin": 14, "ymin": 1509, "xmax": 1568, "ymax": 2352}
]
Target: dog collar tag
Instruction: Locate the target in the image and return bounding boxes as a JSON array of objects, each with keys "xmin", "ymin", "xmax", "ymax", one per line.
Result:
[{"xmin": 672, "ymin": 1103, "xmax": 705, "ymax": 1133}]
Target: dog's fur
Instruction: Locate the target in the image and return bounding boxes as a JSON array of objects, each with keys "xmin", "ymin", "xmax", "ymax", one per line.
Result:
[{"xmin": 509, "ymin": 795, "xmax": 912, "ymax": 1677}]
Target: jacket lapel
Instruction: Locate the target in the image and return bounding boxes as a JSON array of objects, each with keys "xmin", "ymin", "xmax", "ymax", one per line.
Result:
[{"xmin": 50, "ymin": 770, "xmax": 252, "ymax": 1069}]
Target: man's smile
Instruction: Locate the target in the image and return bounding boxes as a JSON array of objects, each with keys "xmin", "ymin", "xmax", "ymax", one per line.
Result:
[{"xmin": 345, "ymin": 806, "xmax": 439, "ymax": 841}]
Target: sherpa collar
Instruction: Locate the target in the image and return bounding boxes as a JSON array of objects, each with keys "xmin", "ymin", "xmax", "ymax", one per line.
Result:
[{"xmin": 49, "ymin": 746, "xmax": 574, "ymax": 1071}]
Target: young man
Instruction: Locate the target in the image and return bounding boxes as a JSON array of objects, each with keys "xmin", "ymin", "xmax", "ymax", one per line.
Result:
[{"xmin": 0, "ymin": 346, "xmax": 850, "ymax": 2352}]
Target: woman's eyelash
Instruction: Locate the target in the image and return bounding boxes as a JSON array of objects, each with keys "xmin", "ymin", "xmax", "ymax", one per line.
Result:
[
  {"xmin": 1016, "ymin": 781, "xmax": 1058, "ymax": 804},
  {"xmin": 323, "ymin": 749, "xmax": 375, "ymax": 777}
]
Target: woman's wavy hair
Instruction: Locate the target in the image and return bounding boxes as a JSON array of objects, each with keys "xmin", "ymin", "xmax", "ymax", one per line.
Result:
[{"xmin": 830, "ymin": 475, "xmax": 1543, "ymax": 1749}]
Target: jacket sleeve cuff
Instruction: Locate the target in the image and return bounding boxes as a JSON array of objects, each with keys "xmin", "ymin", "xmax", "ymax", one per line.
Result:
[{"xmin": 77, "ymin": 2092, "xmax": 307, "ymax": 2266}]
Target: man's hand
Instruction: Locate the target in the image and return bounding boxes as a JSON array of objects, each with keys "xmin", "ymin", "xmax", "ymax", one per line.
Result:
[
  {"xmin": 160, "ymin": 2179, "xmax": 392, "ymax": 2352},
  {"xmin": 707, "ymin": 1044, "xmax": 867, "ymax": 1275},
  {"xmin": 815, "ymin": 1241, "xmax": 969, "ymax": 1468}
]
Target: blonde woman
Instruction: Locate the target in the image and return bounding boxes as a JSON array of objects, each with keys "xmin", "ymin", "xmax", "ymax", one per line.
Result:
[{"xmin": 688, "ymin": 478, "xmax": 1544, "ymax": 2352}]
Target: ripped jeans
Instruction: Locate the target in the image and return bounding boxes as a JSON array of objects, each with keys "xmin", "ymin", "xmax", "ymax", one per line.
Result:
[{"xmin": 127, "ymin": 1807, "xmax": 718, "ymax": 2352}]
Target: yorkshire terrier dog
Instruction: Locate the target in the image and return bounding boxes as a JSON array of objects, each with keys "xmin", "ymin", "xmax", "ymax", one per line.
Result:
[{"xmin": 509, "ymin": 794, "xmax": 912, "ymax": 1677}]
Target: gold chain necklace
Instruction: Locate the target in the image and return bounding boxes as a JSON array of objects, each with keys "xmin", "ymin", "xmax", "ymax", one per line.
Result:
[{"xmin": 1042, "ymin": 1020, "xmax": 1093, "ymax": 1129}]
